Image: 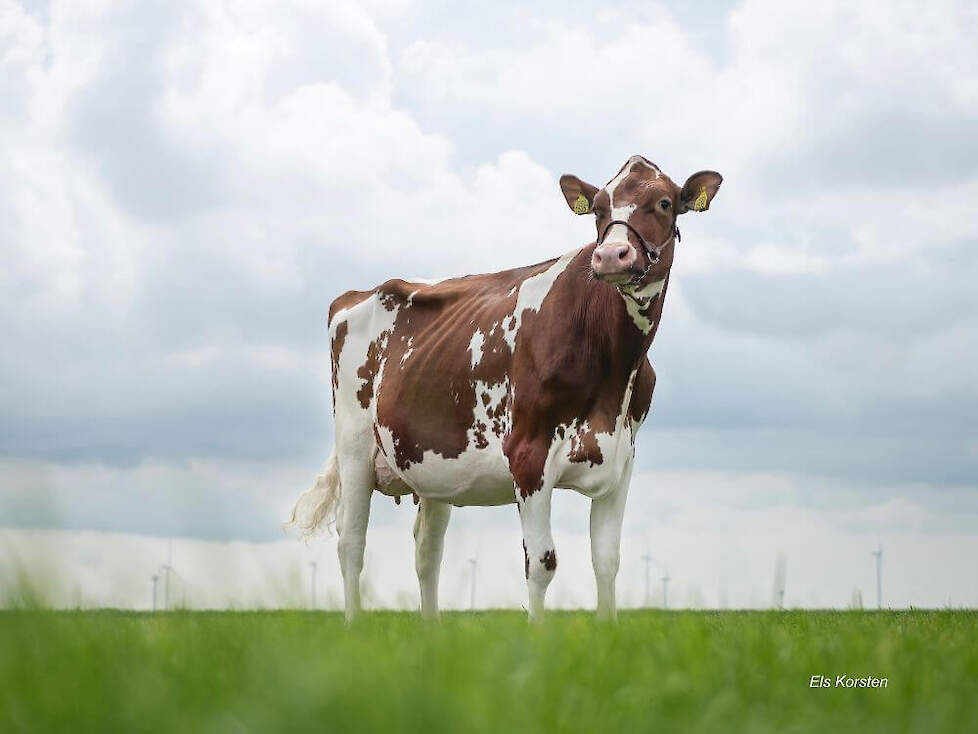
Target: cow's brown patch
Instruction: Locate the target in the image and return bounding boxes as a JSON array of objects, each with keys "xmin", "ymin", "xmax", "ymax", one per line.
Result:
[
  {"xmin": 568, "ymin": 427, "xmax": 603, "ymax": 466},
  {"xmin": 356, "ymin": 333, "xmax": 387, "ymax": 409},
  {"xmin": 330, "ymin": 320, "xmax": 348, "ymax": 396},
  {"xmin": 378, "ymin": 291, "xmax": 399, "ymax": 311},
  {"xmin": 540, "ymin": 550, "xmax": 557, "ymax": 571},
  {"xmin": 472, "ymin": 419, "xmax": 489, "ymax": 449}
]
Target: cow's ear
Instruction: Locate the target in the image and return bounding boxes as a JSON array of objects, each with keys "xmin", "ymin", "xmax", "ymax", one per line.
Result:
[
  {"xmin": 678, "ymin": 171, "xmax": 723, "ymax": 213},
  {"xmin": 559, "ymin": 174, "xmax": 599, "ymax": 215}
]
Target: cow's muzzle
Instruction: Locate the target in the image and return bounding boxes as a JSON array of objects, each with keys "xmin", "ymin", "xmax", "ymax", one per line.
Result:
[{"xmin": 591, "ymin": 242, "xmax": 638, "ymax": 279}]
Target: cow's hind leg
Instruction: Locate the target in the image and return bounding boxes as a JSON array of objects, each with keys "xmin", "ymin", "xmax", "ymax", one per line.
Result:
[
  {"xmin": 516, "ymin": 485, "xmax": 556, "ymax": 622},
  {"xmin": 413, "ymin": 498, "xmax": 451, "ymax": 619},
  {"xmin": 335, "ymin": 442, "xmax": 374, "ymax": 622}
]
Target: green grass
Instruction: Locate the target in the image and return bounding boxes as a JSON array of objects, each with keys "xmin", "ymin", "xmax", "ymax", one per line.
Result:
[{"xmin": 1, "ymin": 610, "xmax": 976, "ymax": 733}]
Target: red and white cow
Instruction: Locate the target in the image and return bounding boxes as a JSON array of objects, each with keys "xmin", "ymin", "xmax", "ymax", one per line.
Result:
[{"xmin": 289, "ymin": 155, "xmax": 722, "ymax": 621}]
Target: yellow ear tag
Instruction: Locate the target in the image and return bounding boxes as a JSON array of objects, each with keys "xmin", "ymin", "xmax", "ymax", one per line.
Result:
[
  {"xmin": 692, "ymin": 187, "xmax": 709, "ymax": 211},
  {"xmin": 572, "ymin": 194, "xmax": 590, "ymax": 215}
]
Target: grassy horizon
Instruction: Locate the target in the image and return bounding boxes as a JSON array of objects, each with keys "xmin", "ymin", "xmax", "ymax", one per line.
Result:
[{"xmin": 2, "ymin": 609, "xmax": 976, "ymax": 732}]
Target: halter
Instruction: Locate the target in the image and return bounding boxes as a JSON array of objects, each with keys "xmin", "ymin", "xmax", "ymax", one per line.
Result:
[{"xmin": 596, "ymin": 218, "xmax": 680, "ymax": 273}]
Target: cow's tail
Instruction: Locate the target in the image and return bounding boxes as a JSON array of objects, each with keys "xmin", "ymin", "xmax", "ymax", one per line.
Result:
[{"xmin": 285, "ymin": 449, "xmax": 341, "ymax": 537}]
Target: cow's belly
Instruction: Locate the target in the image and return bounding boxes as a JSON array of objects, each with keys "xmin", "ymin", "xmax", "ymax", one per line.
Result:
[
  {"xmin": 378, "ymin": 438, "xmax": 516, "ymax": 505},
  {"xmin": 374, "ymin": 423, "xmax": 636, "ymax": 505},
  {"xmin": 552, "ymin": 453, "xmax": 630, "ymax": 500}
]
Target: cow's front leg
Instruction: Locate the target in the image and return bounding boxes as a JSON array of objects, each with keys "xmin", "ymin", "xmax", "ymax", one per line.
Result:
[
  {"xmin": 515, "ymin": 484, "xmax": 556, "ymax": 621},
  {"xmin": 589, "ymin": 468, "xmax": 631, "ymax": 622},
  {"xmin": 413, "ymin": 497, "xmax": 451, "ymax": 620}
]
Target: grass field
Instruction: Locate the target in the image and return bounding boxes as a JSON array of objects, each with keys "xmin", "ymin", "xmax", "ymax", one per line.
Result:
[{"xmin": 1, "ymin": 609, "xmax": 976, "ymax": 733}]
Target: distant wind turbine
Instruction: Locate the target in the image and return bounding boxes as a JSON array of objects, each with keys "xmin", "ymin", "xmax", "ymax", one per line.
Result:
[
  {"xmin": 872, "ymin": 540, "xmax": 883, "ymax": 609},
  {"xmin": 660, "ymin": 570, "xmax": 670, "ymax": 610},
  {"xmin": 467, "ymin": 542, "xmax": 480, "ymax": 610},
  {"xmin": 772, "ymin": 552, "xmax": 787, "ymax": 610},
  {"xmin": 642, "ymin": 545, "xmax": 653, "ymax": 608},
  {"xmin": 152, "ymin": 574, "xmax": 159, "ymax": 612},
  {"xmin": 159, "ymin": 539, "xmax": 175, "ymax": 611}
]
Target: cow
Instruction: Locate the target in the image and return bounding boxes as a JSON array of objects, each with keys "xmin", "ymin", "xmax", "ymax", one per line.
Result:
[{"xmin": 287, "ymin": 155, "xmax": 722, "ymax": 621}]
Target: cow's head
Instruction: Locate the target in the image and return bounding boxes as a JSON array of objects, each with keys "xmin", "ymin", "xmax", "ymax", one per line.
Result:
[{"xmin": 560, "ymin": 155, "xmax": 721, "ymax": 288}]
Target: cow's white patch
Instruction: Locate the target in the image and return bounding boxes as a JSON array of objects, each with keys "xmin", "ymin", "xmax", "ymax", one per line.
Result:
[
  {"xmin": 468, "ymin": 378, "xmax": 508, "ymax": 445},
  {"xmin": 400, "ymin": 336, "xmax": 414, "ymax": 365},
  {"xmin": 468, "ymin": 330, "xmax": 485, "ymax": 369},
  {"xmin": 604, "ymin": 203, "xmax": 636, "ymax": 245},
  {"xmin": 606, "ymin": 155, "xmax": 659, "ymax": 203},
  {"xmin": 502, "ymin": 247, "xmax": 579, "ymax": 351},
  {"xmin": 619, "ymin": 277, "xmax": 666, "ymax": 334},
  {"xmin": 405, "ymin": 275, "xmax": 449, "ymax": 286}
]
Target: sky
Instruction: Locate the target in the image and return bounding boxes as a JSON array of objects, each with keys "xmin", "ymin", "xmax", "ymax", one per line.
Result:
[{"xmin": 1, "ymin": 0, "xmax": 977, "ymax": 609}]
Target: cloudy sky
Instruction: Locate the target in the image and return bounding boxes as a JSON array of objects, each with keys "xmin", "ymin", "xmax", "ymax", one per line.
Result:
[{"xmin": 2, "ymin": 0, "xmax": 977, "ymax": 608}]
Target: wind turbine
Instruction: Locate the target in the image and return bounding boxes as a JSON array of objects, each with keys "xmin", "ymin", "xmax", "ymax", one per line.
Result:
[
  {"xmin": 152, "ymin": 574, "xmax": 159, "ymax": 612},
  {"xmin": 772, "ymin": 552, "xmax": 787, "ymax": 610},
  {"xmin": 467, "ymin": 542, "xmax": 480, "ymax": 610},
  {"xmin": 660, "ymin": 570, "xmax": 670, "ymax": 610},
  {"xmin": 160, "ymin": 539, "xmax": 174, "ymax": 611},
  {"xmin": 642, "ymin": 545, "xmax": 653, "ymax": 608},
  {"xmin": 872, "ymin": 540, "xmax": 883, "ymax": 609},
  {"xmin": 309, "ymin": 561, "xmax": 318, "ymax": 609}
]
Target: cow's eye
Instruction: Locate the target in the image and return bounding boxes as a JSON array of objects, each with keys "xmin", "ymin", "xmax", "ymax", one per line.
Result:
[{"xmin": 658, "ymin": 199, "xmax": 671, "ymax": 211}]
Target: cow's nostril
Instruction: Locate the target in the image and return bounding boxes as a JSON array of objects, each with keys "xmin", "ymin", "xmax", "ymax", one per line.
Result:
[{"xmin": 617, "ymin": 246, "xmax": 628, "ymax": 261}]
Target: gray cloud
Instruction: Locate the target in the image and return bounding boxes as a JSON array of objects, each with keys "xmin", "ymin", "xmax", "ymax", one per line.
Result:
[{"xmin": 1, "ymin": 0, "xmax": 976, "ymax": 543}]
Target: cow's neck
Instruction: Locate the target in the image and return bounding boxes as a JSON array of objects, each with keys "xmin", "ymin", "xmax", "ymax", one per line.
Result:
[
  {"xmin": 617, "ymin": 276, "xmax": 669, "ymax": 339},
  {"xmin": 558, "ymin": 251, "xmax": 670, "ymax": 377}
]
